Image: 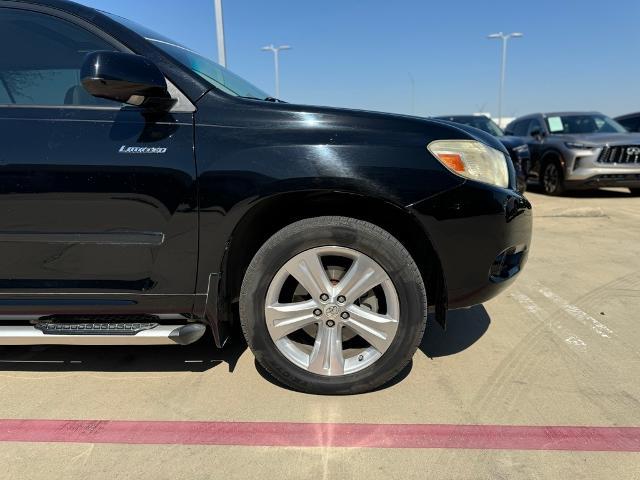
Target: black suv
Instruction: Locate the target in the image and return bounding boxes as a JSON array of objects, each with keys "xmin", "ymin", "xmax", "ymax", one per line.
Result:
[
  {"xmin": 434, "ymin": 115, "xmax": 531, "ymax": 193},
  {"xmin": 615, "ymin": 112, "xmax": 640, "ymax": 133},
  {"xmin": 0, "ymin": 0, "xmax": 531, "ymax": 394}
]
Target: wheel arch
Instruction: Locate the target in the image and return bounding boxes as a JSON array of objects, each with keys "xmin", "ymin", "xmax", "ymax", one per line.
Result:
[
  {"xmin": 206, "ymin": 191, "xmax": 447, "ymax": 347},
  {"xmin": 540, "ymin": 149, "xmax": 566, "ymax": 170}
]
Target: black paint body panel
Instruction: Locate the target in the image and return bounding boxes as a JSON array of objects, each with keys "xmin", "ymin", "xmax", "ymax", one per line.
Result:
[{"xmin": 0, "ymin": 0, "xmax": 532, "ymax": 338}]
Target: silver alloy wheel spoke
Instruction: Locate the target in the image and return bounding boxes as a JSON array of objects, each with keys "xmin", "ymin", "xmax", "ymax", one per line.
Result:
[
  {"xmin": 335, "ymin": 254, "xmax": 388, "ymax": 301},
  {"xmin": 265, "ymin": 300, "xmax": 319, "ymax": 340},
  {"xmin": 308, "ymin": 324, "xmax": 344, "ymax": 375},
  {"xmin": 344, "ymin": 305, "xmax": 399, "ymax": 353},
  {"xmin": 264, "ymin": 246, "xmax": 400, "ymax": 376},
  {"xmin": 283, "ymin": 250, "xmax": 333, "ymax": 300}
]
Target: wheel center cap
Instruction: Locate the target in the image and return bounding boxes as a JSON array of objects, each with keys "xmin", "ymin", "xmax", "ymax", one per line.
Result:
[{"xmin": 324, "ymin": 304, "xmax": 340, "ymax": 318}]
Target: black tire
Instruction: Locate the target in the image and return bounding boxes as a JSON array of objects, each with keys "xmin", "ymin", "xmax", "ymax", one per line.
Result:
[
  {"xmin": 541, "ymin": 160, "xmax": 566, "ymax": 196},
  {"xmin": 630, "ymin": 188, "xmax": 640, "ymax": 196},
  {"xmin": 239, "ymin": 216, "xmax": 428, "ymax": 395}
]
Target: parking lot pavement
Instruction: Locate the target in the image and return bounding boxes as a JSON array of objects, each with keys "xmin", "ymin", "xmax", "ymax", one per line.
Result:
[{"xmin": 1, "ymin": 188, "xmax": 640, "ymax": 479}]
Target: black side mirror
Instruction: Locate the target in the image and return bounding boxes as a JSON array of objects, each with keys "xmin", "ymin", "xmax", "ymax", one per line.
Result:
[
  {"xmin": 530, "ymin": 128, "xmax": 545, "ymax": 140},
  {"xmin": 81, "ymin": 51, "xmax": 176, "ymax": 111}
]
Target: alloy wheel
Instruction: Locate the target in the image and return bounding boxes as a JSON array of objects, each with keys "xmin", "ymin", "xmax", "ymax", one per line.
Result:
[
  {"xmin": 264, "ymin": 246, "xmax": 400, "ymax": 376},
  {"xmin": 543, "ymin": 163, "xmax": 560, "ymax": 194}
]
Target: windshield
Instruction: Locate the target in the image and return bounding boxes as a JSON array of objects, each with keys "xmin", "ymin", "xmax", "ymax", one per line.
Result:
[
  {"xmin": 104, "ymin": 13, "xmax": 270, "ymax": 100},
  {"xmin": 545, "ymin": 114, "xmax": 627, "ymax": 134},
  {"xmin": 441, "ymin": 116, "xmax": 504, "ymax": 137}
]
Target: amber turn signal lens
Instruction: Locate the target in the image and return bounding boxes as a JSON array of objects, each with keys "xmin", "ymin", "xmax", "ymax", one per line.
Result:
[{"xmin": 436, "ymin": 153, "xmax": 465, "ymax": 172}]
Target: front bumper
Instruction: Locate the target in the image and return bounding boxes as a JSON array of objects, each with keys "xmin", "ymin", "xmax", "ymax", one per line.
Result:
[
  {"xmin": 410, "ymin": 182, "xmax": 532, "ymax": 309},
  {"xmin": 566, "ymin": 173, "xmax": 640, "ymax": 189},
  {"xmin": 565, "ymin": 147, "xmax": 640, "ymax": 187}
]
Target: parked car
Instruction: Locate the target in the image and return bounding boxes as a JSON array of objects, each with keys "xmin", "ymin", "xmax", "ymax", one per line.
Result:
[
  {"xmin": 615, "ymin": 112, "xmax": 640, "ymax": 133},
  {"xmin": 0, "ymin": 0, "xmax": 532, "ymax": 394},
  {"xmin": 434, "ymin": 115, "xmax": 530, "ymax": 192},
  {"xmin": 506, "ymin": 112, "xmax": 640, "ymax": 195}
]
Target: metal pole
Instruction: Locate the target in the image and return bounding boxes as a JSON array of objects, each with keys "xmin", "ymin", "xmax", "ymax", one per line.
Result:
[
  {"xmin": 274, "ymin": 48, "xmax": 280, "ymax": 99},
  {"xmin": 488, "ymin": 32, "xmax": 522, "ymax": 127},
  {"xmin": 498, "ymin": 36, "xmax": 507, "ymax": 126},
  {"xmin": 214, "ymin": 0, "xmax": 227, "ymax": 67},
  {"xmin": 261, "ymin": 45, "xmax": 290, "ymax": 99}
]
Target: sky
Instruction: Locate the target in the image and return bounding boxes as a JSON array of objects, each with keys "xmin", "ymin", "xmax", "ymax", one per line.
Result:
[{"xmin": 80, "ymin": 0, "xmax": 640, "ymax": 119}]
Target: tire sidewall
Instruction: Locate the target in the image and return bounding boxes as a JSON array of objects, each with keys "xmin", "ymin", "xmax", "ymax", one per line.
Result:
[
  {"xmin": 240, "ymin": 218, "xmax": 427, "ymax": 395},
  {"xmin": 542, "ymin": 161, "xmax": 564, "ymax": 195}
]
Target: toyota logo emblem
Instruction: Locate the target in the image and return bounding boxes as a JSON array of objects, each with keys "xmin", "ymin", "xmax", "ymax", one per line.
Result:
[
  {"xmin": 627, "ymin": 147, "xmax": 640, "ymax": 156},
  {"xmin": 325, "ymin": 305, "xmax": 339, "ymax": 318}
]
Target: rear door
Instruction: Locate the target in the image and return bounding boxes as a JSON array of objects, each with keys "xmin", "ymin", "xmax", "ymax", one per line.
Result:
[{"xmin": 0, "ymin": 6, "xmax": 198, "ymax": 316}]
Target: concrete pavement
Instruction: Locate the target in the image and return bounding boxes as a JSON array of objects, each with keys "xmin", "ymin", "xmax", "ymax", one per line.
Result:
[{"xmin": 0, "ymin": 188, "xmax": 639, "ymax": 479}]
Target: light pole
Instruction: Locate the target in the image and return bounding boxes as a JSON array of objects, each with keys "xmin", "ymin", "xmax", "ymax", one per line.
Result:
[
  {"xmin": 261, "ymin": 44, "xmax": 291, "ymax": 99},
  {"xmin": 487, "ymin": 32, "xmax": 523, "ymax": 126},
  {"xmin": 214, "ymin": 0, "xmax": 227, "ymax": 67}
]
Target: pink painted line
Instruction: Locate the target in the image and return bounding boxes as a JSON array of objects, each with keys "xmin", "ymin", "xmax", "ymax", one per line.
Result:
[{"xmin": 0, "ymin": 420, "xmax": 639, "ymax": 452}]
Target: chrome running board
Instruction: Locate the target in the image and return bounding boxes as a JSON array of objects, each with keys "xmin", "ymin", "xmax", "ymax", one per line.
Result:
[{"xmin": 0, "ymin": 323, "xmax": 206, "ymax": 346}]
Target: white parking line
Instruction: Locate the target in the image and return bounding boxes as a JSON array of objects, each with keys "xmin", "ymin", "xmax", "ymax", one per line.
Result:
[
  {"xmin": 510, "ymin": 291, "xmax": 587, "ymax": 352},
  {"xmin": 537, "ymin": 285, "xmax": 613, "ymax": 339}
]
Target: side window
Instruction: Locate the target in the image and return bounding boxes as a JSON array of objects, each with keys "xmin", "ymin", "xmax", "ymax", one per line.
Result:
[
  {"xmin": 619, "ymin": 117, "xmax": 639, "ymax": 132},
  {"xmin": 0, "ymin": 8, "xmax": 120, "ymax": 107},
  {"xmin": 527, "ymin": 119, "xmax": 543, "ymax": 136},
  {"xmin": 511, "ymin": 120, "xmax": 531, "ymax": 137}
]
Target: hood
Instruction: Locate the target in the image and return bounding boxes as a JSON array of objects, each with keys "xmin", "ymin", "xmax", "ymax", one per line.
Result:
[
  {"xmin": 499, "ymin": 135, "xmax": 527, "ymax": 149},
  {"xmin": 555, "ymin": 132, "xmax": 640, "ymax": 146}
]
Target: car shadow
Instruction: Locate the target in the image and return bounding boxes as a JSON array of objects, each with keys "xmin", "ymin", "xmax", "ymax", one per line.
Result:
[
  {"xmin": 256, "ymin": 305, "xmax": 491, "ymax": 394},
  {"xmin": 420, "ymin": 305, "xmax": 491, "ymax": 358},
  {"xmin": 0, "ymin": 331, "xmax": 248, "ymax": 373}
]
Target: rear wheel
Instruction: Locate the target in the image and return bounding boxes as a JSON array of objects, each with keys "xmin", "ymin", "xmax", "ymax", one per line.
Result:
[
  {"xmin": 541, "ymin": 160, "xmax": 565, "ymax": 195},
  {"xmin": 239, "ymin": 216, "xmax": 428, "ymax": 395},
  {"xmin": 630, "ymin": 188, "xmax": 640, "ymax": 196}
]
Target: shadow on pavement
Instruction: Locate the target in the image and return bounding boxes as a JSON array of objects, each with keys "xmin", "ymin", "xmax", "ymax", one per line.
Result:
[
  {"xmin": 0, "ymin": 331, "xmax": 248, "ymax": 373},
  {"xmin": 257, "ymin": 305, "xmax": 490, "ymax": 394},
  {"xmin": 420, "ymin": 305, "xmax": 490, "ymax": 358},
  {"xmin": 0, "ymin": 306, "xmax": 489, "ymax": 384},
  {"xmin": 254, "ymin": 357, "xmax": 414, "ymax": 394}
]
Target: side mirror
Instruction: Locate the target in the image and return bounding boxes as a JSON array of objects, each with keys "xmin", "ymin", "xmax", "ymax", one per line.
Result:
[
  {"xmin": 530, "ymin": 128, "xmax": 545, "ymax": 140},
  {"xmin": 81, "ymin": 51, "xmax": 176, "ymax": 111}
]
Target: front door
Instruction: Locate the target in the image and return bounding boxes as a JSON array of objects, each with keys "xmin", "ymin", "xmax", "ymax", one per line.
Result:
[{"xmin": 0, "ymin": 6, "xmax": 198, "ymax": 316}]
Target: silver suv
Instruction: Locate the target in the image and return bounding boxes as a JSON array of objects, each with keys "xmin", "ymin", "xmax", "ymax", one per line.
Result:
[{"xmin": 506, "ymin": 112, "xmax": 640, "ymax": 195}]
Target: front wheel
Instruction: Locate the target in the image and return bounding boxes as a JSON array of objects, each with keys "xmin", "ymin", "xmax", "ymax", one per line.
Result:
[
  {"xmin": 239, "ymin": 216, "xmax": 428, "ymax": 395},
  {"xmin": 541, "ymin": 161, "xmax": 566, "ymax": 195}
]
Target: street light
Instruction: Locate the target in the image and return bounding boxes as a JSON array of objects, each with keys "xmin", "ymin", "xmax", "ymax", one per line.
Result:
[
  {"xmin": 261, "ymin": 44, "xmax": 291, "ymax": 99},
  {"xmin": 214, "ymin": 0, "xmax": 227, "ymax": 67},
  {"xmin": 487, "ymin": 32, "xmax": 523, "ymax": 127}
]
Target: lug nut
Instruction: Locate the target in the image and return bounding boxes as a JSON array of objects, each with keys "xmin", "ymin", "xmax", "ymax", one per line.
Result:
[
  {"xmin": 326, "ymin": 320, "xmax": 336, "ymax": 328},
  {"xmin": 337, "ymin": 295, "xmax": 346, "ymax": 304},
  {"xmin": 341, "ymin": 312, "xmax": 350, "ymax": 319},
  {"xmin": 313, "ymin": 309, "xmax": 322, "ymax": 317},
  {"xmin": 320, "ymin": 293, "xmax": 330, "ymax": 302}
]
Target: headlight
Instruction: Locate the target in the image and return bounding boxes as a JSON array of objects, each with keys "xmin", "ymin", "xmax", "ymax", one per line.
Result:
[
  {"xmin": 565, "ymin": 142, "xmax": 596, "ymax": 150},
  {"xmin": 428, "ymin": 140, "xmax": 509, "ymax": 188}
]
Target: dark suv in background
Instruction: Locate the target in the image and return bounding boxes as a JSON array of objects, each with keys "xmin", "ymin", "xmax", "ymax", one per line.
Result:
[
  {"xmin": 506, "ymin": 112, "xmax": 640, "ymax": 195},
  {"xmin": 434, "ymin": 115, "xmax": 530, "ymax": 192},
  {"xmin": 615, "ymin": 112, "xmax": 640, "ymax": 133}
]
